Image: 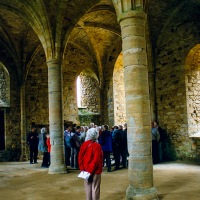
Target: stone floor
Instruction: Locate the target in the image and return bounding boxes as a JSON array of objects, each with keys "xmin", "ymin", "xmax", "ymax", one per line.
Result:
[{"xmin": 0, "ymin": 160, "xmax": 200, "ymax": 200}]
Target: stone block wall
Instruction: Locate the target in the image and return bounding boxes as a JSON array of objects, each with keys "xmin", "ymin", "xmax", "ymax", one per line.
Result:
[
  {"xmin": 113, "ymin": 53, "xmax": 126, "ymax": 125},
  {"xmin": 185, "ymin": 45, "xmax": 200, "ymax": 136},
  {"xmin": 155, "ymin": 10, "xmax": 200, "ymax": 160},
  {"xmin": 3, "ymin": 75, "xmax": 21, "ymax": 161},
  {"xmin": 25, "ymin": 57, "xmax": 49, "ymax": 128},
  {"xmin": 62, "ymin": 68, "xmax": 79, "ymax": 125},
  {"xmin": 0, "ymin": 64, "xmax": 10, "ymax": 107},
  {"xmin": 80, "ymin": 73, "xmax": 100, "ymax": 114}
]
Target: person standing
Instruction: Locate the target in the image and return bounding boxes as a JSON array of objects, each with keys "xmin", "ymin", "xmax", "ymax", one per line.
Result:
[
  {"xmin": 27, "ymin": 127, "xmax": 39, "ymax": 164},
  {"xmin": 78, "ymin": 128, "xmax": 103, "ymax": 200},
  {"xmin": 38, "ymin": 127, "xmax": 49, "ymax": 168},
  {"xmin": 46, "ymin": 133, "xmax": 51, "ymax": 166},
  {"xmin": 99, "ymin": 125, "xmax": 112, "ymax": 172},
  {"xmin": 121, "ymin": 123, "xmax": 128, "ymax": 168},
  {"xmin": 64, "ymin": 125, "xmax": 72, "ymax": 166},
  {"xmin": 112, "ymin": 125, "xmax": 122, "ymax": 170},
  {"xmin": 70, "ymin": 126, "xmax": 81, "ymax": 169},
  {"xmin": 151, "ymin": 121, "xmax": 160, "ymax": 164}
]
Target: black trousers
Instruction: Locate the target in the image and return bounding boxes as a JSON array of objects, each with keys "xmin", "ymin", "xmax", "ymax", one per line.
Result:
[
  {"xmin": 42, "ymin": 152, "xmax": 49, "ymax": 167},
  {"xmin": 152, "ymin": 140, "xmax": 159, "ymax": 164},
  {"xmin": 103, "ymin": 151, "xmax": 111, "ymax": 171},
  {"xmin": 64, "ymin": 145, "xmax": 71, "ymax": 166},
  {"xmin": 113, "ymin": 146, "xmax": 121, "ymax": 169},
  {"xmin": 29, "ymin": 144, "xmax": 38, "ymax": 163}
]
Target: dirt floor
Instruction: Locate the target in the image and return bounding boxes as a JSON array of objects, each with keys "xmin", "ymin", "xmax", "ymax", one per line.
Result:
[{"xmin": 0, "ymin": 161, "xmax": 200, "ymax": 200}]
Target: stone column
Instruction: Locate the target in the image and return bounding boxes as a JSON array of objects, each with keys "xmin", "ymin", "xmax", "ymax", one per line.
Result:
[
  {"xmin": 20, "ymin": 83, "xmax": 27, "ymax": 161},
  {"xmin": 146, "ymin": 24, "xmax": 157, "ymax": 122},
  {"xmin": 119, "ymin": 10, "xmax": 158, "ymax": 199},
  {"xmin": 47, "ymin": 59, "xmax": 67, "ymax": 174}
]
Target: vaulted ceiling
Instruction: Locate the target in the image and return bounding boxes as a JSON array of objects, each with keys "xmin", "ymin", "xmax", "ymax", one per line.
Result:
[{"xmin": 0, "ymin": 0, "xmax": 200, "ymax": 84}]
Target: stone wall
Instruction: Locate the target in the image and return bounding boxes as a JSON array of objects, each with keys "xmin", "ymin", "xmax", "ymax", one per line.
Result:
[
  {"xmin": 25, "ymin": 53, "xmax": 49, "ymax": 128},
  {"xmin": 107, "ymin": 78, "xmax": 114, "ymax": 127},
  {"xmin": 80, "ymin": 73, "xmax": 100, "ymax": 114},
  {"xmin": 113, "ymin": 53, "xmax": 126, "ymax": 125},
  {"xmin": 62, "ymin": 68, "xmax": 79, "ymax": 125},
  {"xmin": 3, "ymin": 74, "xmax": 21, "ymax": 161},
  {"xmin": 185, "ymin": 45, "xmax": 200, "ymax": 136},
  {"xmin": 155, "ymin": 9, "xmax": 200, "ymax": 160},
  {"xmin": 0, "ymin": 64, "xmax": 10, "ymax": 107},
  {"xmin": 62, "ymin": 43, "xmax": 98, "ymax": 125}
]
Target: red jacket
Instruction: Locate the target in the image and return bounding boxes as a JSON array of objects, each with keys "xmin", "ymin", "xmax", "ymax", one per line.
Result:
[
  {"xmin": 46, "ymin": 138, "xmax": 51, "ymax": 152},
  {"xmin": 78, "ymin": 140, "xmax": 103, "ymax": 175}
]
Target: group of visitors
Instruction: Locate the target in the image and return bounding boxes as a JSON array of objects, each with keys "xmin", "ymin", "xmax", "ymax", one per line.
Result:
[
  {"xmin": 26, "ymin": 121, "xmax": 164, "ymax": 200},
  {"xmin": 64, "ymin": 122, "xmax": 129, "ymax": 172}
]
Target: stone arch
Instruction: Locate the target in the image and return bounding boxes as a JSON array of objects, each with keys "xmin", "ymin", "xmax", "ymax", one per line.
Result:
[
  {"xmin": 185, "ymin": 44, "xmax": 200, "ymax": 136},
  {"xmin": 0, "ymin": 62, "xmax": 10, "ymax": 107},
  {"xmin": 113, "ymin": 52, "xmax": 126, "ymax": 125}
]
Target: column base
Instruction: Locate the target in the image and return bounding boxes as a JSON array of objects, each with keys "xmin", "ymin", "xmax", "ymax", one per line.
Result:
[
  {"xmin": 20, "ymin": 154, "xmax": 27, "ymax": 161},
  {"xmin": 48, "ymin": 164, "xmax": 67, "ymax": 174},
  {"xmin": 126, "ymin": 186, "xmax": 158, "ymax": 200}
]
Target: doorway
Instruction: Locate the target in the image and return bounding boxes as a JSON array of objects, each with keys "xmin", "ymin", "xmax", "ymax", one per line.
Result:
[{"xmin": 0, "ymin": 110, "xmax": 5, "ymax": 150}]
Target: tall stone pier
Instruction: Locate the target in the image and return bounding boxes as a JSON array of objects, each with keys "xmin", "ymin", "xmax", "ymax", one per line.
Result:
[
  {"xmin": 47, "ymin": 59, "xmax": 67, "ymax": 174},
  {"xmin": 119, "ymin": 10, "xmax": 158, "ymax": 200}
]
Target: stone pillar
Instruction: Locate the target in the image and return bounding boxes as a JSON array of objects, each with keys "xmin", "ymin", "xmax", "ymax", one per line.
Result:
[
  {"xmin": 20, "ymin": 83, "xmax": 27, "ymax": 161},
  {"xmin": 47, "ymin": 59, "xmax": 67, "ymax": 174},
  {"xmin": 119, "ymin": 10, "xmax": 158, "ymax": 199},
  {"xmin": 146, "ymin": 24, "xmax": 157, "ymax": 122}
]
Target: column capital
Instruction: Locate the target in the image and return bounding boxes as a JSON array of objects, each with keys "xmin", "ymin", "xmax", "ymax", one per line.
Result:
[
  {"xmin": 118, "ymin": 10, "xmax": 146, "ymax": 24},
  {"xmin": 46, "ymin": 58, "xmax": 62, "ymax": 65}
]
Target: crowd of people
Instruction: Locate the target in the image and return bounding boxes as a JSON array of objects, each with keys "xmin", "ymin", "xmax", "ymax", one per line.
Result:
[
  {"xmin": 26, "ymin": 121, "xmax": 163, "ymax": 200},
  {"xmin": 26, "ymin": 122, "xmax": 129, "ymax": 171},
  {"xmin": 26, "ymin": 121, "xmax": 164, "ymax": 168},
  {"xmin": 64, "ymin": 122, "xmax": 129, "ymax": 172},
  {"xmin": 27, "ymin": 121, "xmax": 163, "ymax": 169}
]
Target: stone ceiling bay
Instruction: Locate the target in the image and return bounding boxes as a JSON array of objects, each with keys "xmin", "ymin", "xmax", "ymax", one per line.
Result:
[
  {"xmin": 77, "ymin": 5, "xmax": 121, "ymax": 82},
  {"xmin": 0, "ymin": 8, "xmax": 40, "ymax": 83},
  {"xmin": 148, "ymin": 0, "xmax": 200, "ymax": 49}
]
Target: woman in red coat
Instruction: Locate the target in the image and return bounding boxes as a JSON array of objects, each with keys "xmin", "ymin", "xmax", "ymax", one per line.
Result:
[
  {"xmin": 46, "ymin": 133, "xmax": 51, "ymax": 167},
  {"xmin": 78, "ymin": 128, "xmax": 103, "ymax": 200}
]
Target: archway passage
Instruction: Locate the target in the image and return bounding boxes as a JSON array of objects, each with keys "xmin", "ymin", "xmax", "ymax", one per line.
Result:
[{"xmin": 0, "ymin": 110, "xmax": 5, "ymax": 150}]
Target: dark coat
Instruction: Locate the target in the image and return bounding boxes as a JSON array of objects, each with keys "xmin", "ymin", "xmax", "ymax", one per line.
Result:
[
  {"xmin": 27, "ymin": 131, "xmax": 39, "ymax": 147},
  {"xmin": 99, "ymin": 130, "xmax": 112, "ymax": 152}
]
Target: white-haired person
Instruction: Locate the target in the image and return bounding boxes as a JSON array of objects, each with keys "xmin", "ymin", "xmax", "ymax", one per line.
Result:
[
  {"xmin": 78, "ymin": 128, "xmax": 103, "ymax": 200},
  {"xmin": 38, "ymin": 127, "xmax": 49, "ymax": 168}
]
